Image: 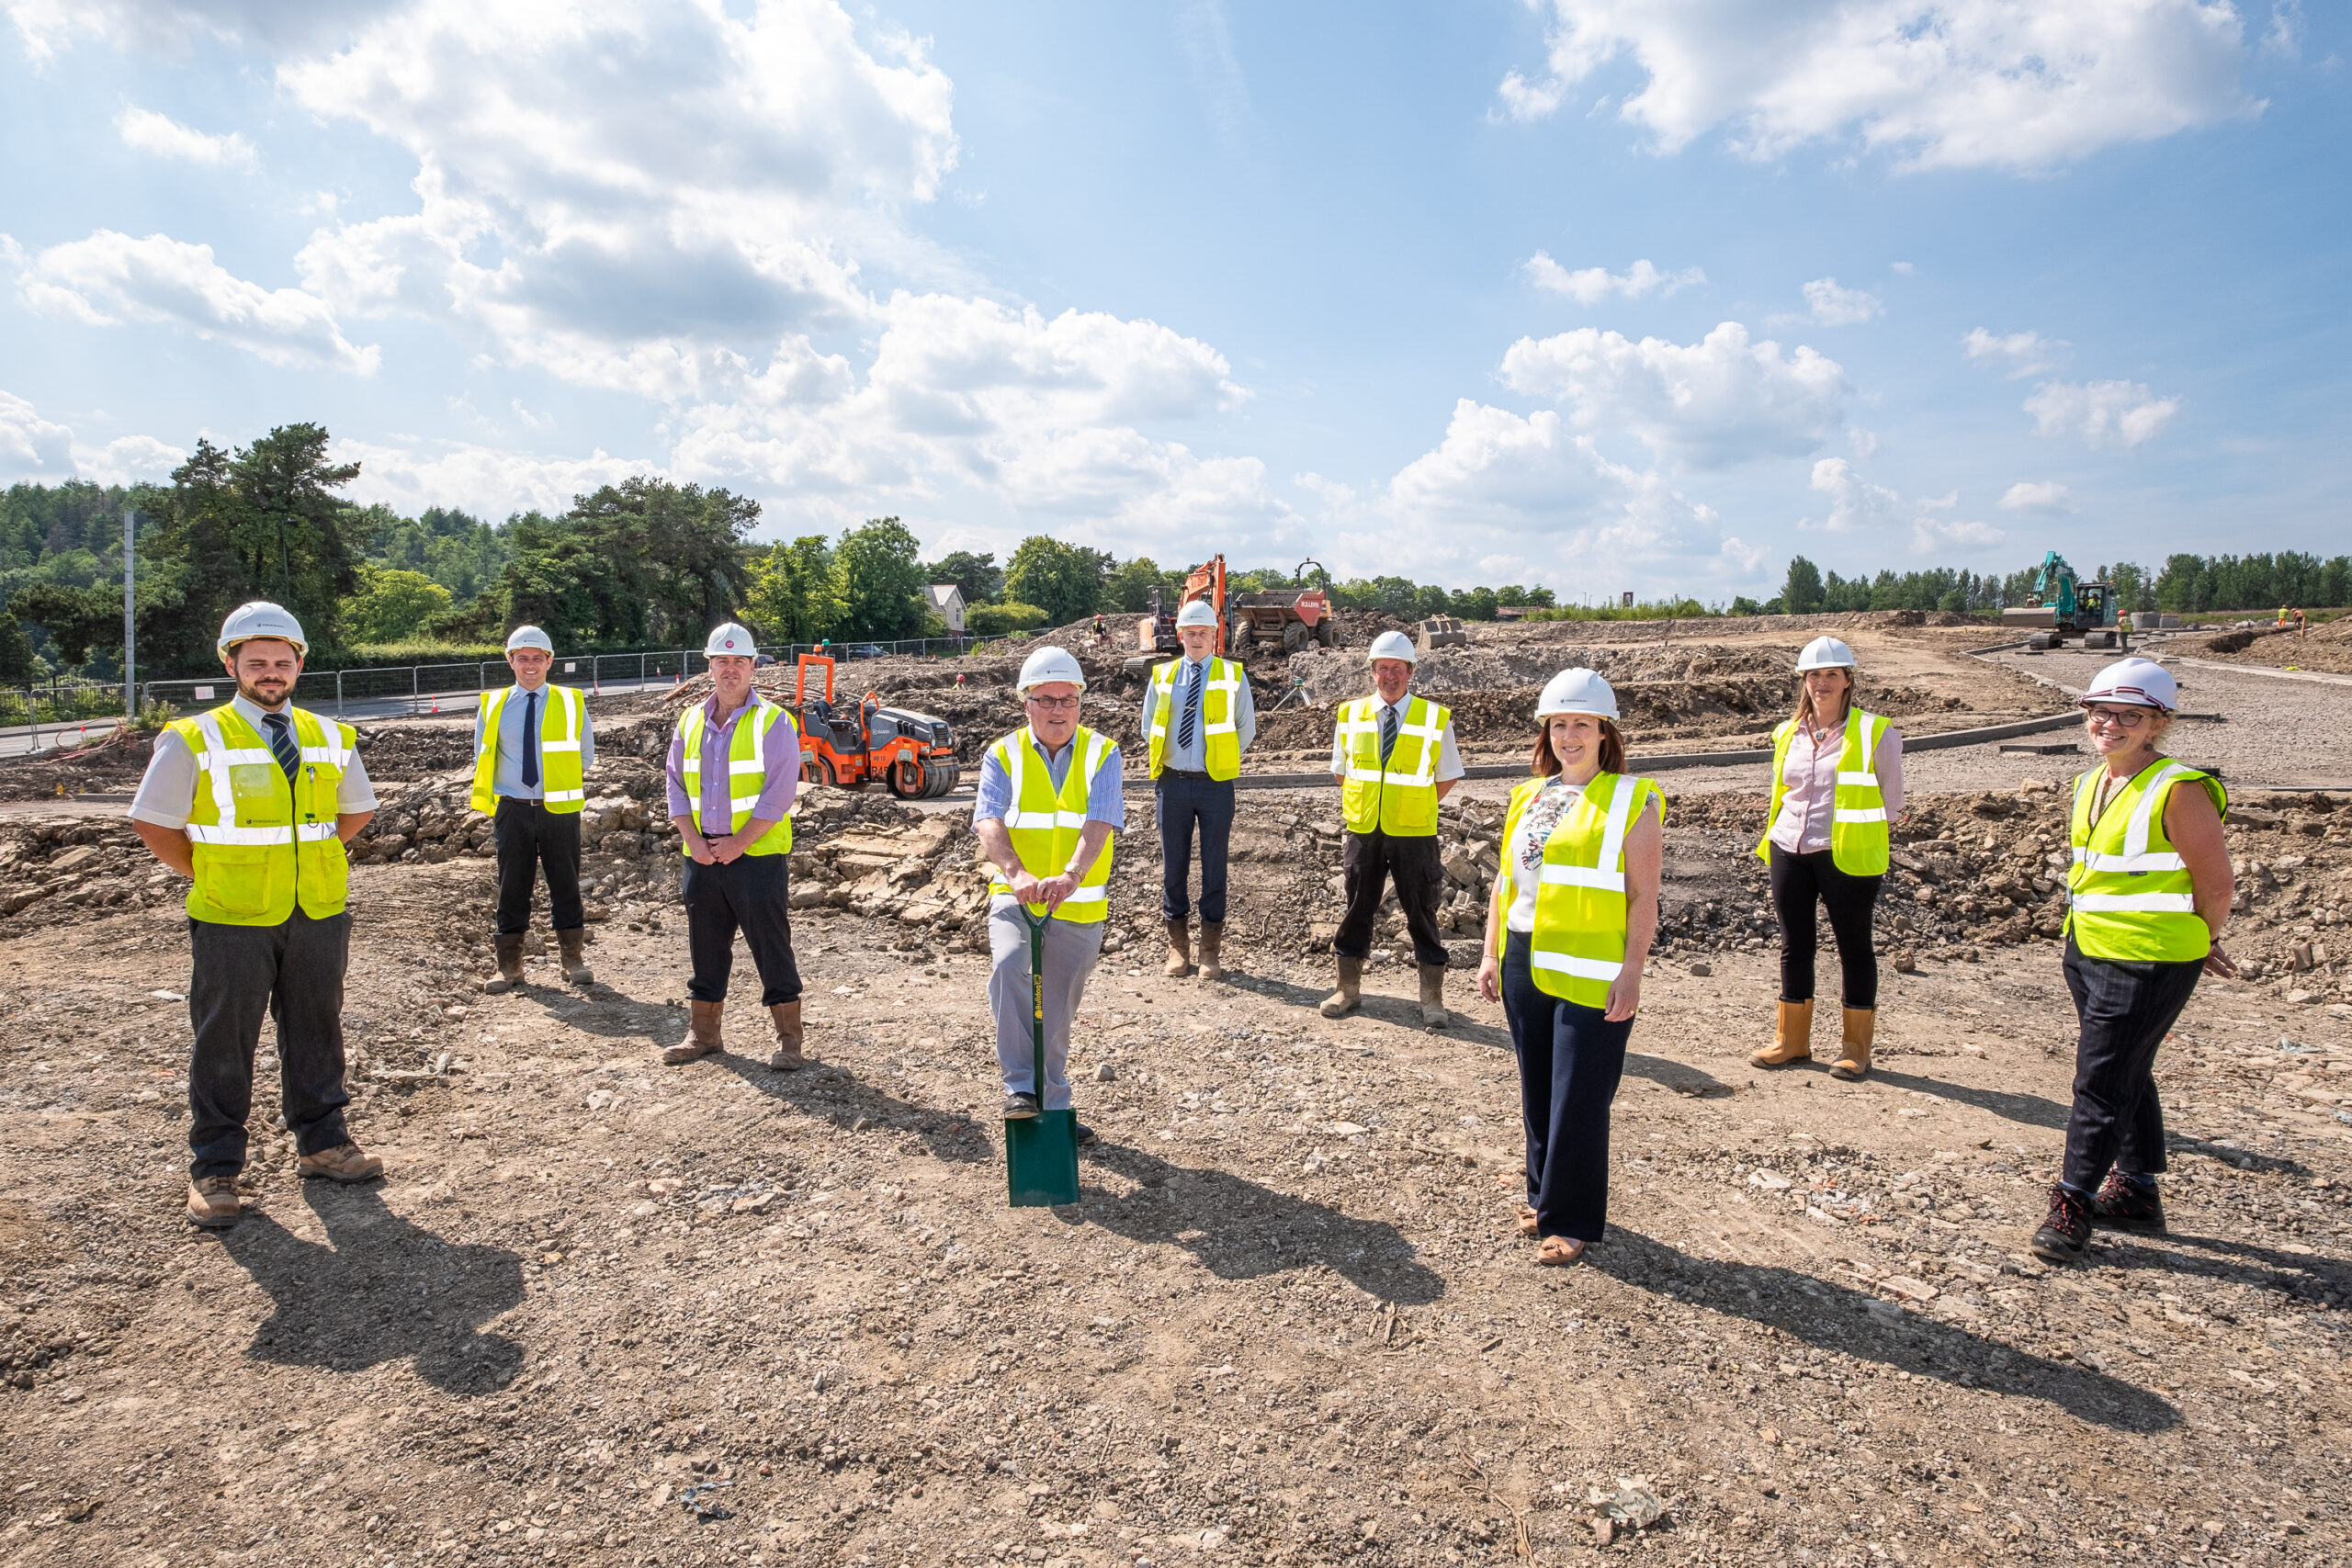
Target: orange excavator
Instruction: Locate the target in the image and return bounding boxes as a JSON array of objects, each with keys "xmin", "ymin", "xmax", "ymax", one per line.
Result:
[{"xmin": 786, "ymin": 655, "xmax": 962, "ymax": 799}]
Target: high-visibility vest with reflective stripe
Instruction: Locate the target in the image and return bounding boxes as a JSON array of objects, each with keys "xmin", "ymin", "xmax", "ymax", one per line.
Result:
[
  {"xmin": 1145, "ymin": 655, "xmax": 1244, "ymax": 781},
  {"xmin": 172, "ymin": 704, "xmax": 355, "ymax": 927},
  {"xmin": 1755, "ymin": 709, "xmax": 1891, "ymax": 875},
  {"xmin": 987, "ymin": 726, "xmax": 1116, "ymax": 924},
  {"xmin": 2064, "ymin": 759, "xmax": 2224, "ymax": 963},
  {"xmin": 470, "ymin": 683, "xmax": 587, "ymax": 815},
  {"xmin": 674, "ymin": 699, "xmax": 796, "ymax": 857},
  {"xmin": 1337, "ymin": 694, "xmax": 1449, "ymax": 838},
  {"xmin": 1520, "ymin": 772, "xmax": 1664, "ymax": 1009}
]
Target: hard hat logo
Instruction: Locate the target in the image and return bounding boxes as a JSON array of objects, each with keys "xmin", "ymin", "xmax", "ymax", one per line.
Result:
[{"xmin": 702, "ymin": 622, "xmax": 758, "ymax": 659}]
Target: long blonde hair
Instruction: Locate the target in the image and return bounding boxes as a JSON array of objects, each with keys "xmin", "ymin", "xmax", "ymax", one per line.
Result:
[{"xmin": 1789, "ymin": 668, "xmax": 1856, "ymax": 733}]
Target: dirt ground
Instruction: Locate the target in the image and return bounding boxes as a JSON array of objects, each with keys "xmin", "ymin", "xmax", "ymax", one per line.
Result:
[{"xmin": 2, "ymin": 617, "xmax": 2348, "ymax": 1568}]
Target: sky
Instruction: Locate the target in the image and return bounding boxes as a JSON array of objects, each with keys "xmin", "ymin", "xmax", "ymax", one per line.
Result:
[{"xmin": 1, "ymin": 0, "xmax": 2344, "ymax": 602}]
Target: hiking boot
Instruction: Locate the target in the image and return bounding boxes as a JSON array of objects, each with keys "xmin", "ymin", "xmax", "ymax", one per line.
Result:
[
  {"xmin": 297, "ymin": 1142, "xmax": 384, "ymax": 1182},
  {"xmin": 1830, "ymin": 1007, "xmax": 1874, "ymax": 1081},
  {"xmin": 481, "ymin": 932, "xmax": 526, "ymax": 994},
  {"xmin": 1163, "ymin": 918, "xmax": 1194, "ymax": 977},
  {"xmin": 1003, "ymin": 1092, "xmax": 1040, "ymax": 1120},
  {"xmin": 766, "ymin": 999, "xmax": 808, "ymax": 1071},
  {"xmin": 2092, "ymin": 1171, "xmax": 2165, "ymax": 1232},
  {"xmin": 1751, "ymin": 999, "xmax": 1815, "ymax": 1067},
  {"xmin": 187, "ymin": 1175, "xmax": 242, "ymax": 1229},
  {"xmin": 662, "ymin": 1000, "xmax": 724, "ymax": 1065},
  {"xmin": 1075, "ymin": 1122, "xmax": 1098, "ymax": 1145},
  {"xmin": 1418, "ymin": 963, "xmax": 1450, "ymax": 1029},
  {"xmin": 1319, "ymin": 955, "xmax": 1363, "ymax": 1019},
  {"xmin": 1197, "ymin": 921, "xmax": 1224, "ymax": 982},
  {"xmin": 556, "ymin": 927, "xmax": 594, "ymax": 987},
  {"xmin": 2030, "ymin": 1183, "xmax": 2094, "ymax": 1264}
]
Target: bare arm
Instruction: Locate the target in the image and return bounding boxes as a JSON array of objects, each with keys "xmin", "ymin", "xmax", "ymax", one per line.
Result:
[
  {"xmin": 2165, "ymin": 782, "xmax": 2236, "ymax": 976},
  {"xmin": 336, "ymin": 810, "xmax": 374, "ymax": 844},
  {"xmin": 1603, "ymin": 800, "xmax": 1664, "ymax": 1022},
  {"xmin": 131, "ymin": 818, "xmax": 194, "ymax": 878},
  {"xmin": 1476, "ymin": 878, "xmax": 1507, "ymax": 1004},
  {"xmin": 1435, "ymin": 779, "xmax": 1457, "ymax": 803}
]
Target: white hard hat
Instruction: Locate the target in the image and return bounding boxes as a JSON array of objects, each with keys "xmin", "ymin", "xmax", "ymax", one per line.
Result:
[
  {"xmin": 703, "ymin": 622, "xmax": 758, "ymax": 659},
  {"xmin": 2081, "ymin": 657, "xmax": 2177, "ymax": 712},
  {"xmin": 1176, "ymin": 599, "xmax": 1219, "ymax": 629},
  {"xmin": 1795, "ymin": 636, "xmax": 1856, "ymax": 671},
  {"xmin": 1016, "ymin": 645, "xmax": 1088, "ymax": 695},
  {"xmin": 504, "ymin": 625, "xmax": 553, "ymax": 654},
  {"xmin": 217, "ymin": 601, "xmax": 308, "ymax": 658},
  {"xmin": 1536, "ymin": 667, "xmax": 1619, "ymax": 722},
  {"xmin": 1366, "ymin": 629, "xmax": 1418, "ymax": 665}
]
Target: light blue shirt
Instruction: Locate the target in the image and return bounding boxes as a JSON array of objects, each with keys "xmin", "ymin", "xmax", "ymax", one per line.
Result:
[
  {"xmin": 973, "ymin": 729, "xmax": 1126, "ymax": 830},
  {"xmin": 472, "ymin": 682, "xmax": 595, "ymax": 800},
  {"xmin": 1139, "ymin": 652, "xmax": 1257, "ymax": 773}
]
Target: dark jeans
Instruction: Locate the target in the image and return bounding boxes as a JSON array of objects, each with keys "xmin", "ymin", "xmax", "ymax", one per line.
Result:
[
  {"xmin": 683, "ymin": 853, "xmax": 802, "ymax": 1007},
  {"xmin": 493, "ymin": 796, "xmax": 583, "ymax": 935},
  {"xmin": 187, "ymin": 910, "xmax": 353, "ymax": 1180},
  {"xmin": 1155, "ymin": 772, "xmax": 1236, "ymax": 924},
  {"xmin": 1501, "ymin": 932, "xmax": 1633, "ymax": 1244},
  {"xmin": 1333, "ymin": 829, "xmax": 1448, "ymax": 967},
  {"xmin": 2061, "ymin": 934, "xmax": 2202, "ymax": 1191},
  {"xmin": 1769, "ymin": 842, "xmax": 1883, "ymax": 1008}
]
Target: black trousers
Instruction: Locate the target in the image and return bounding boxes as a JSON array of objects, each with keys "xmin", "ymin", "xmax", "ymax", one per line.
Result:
[
  {"xmin": 187, "ymin": 910, "xmax": 353, "ymax": 1180},
  {"xmin": 1333, "ymin": 829, "xmax": 1448, "ymax": 967},
  {"xmin": 1155, "ymin": 772, "xmax": 1235, "ymax": 924},
  {"xmin": 493, "ymin": 796, "xmax": 583, "ymax": 935},
  {"xmin": 2061, "ymin": 934, "xmax": 2202, "ymax": 1191},
  {"xmin": 1501, "ymin": 933, "xmax": 1632, "ymax": 1245},
  {"xmin": 683, "ymin": 853, "xmax": 803, "ymax": 1007},
  {"xmin": 1769, "ymin": 842, "xmax": 1883, "ymax": 1008}
]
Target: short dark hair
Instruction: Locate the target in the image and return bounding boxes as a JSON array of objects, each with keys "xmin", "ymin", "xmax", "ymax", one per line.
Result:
[{"xmin": 1532, "ymin": 716, "xmax": 1626, "ymax": 777}]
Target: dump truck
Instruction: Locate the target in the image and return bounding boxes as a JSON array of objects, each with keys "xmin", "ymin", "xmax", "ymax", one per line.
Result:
[{"xmin": 2000, "ymin": 552, "xmax": 2127, "ymax": 650}]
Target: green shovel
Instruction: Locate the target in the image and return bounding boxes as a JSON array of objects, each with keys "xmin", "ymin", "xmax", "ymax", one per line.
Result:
[{"xmin": 1005, "ymin": 906, "xmax": 1080, "ymax": 1208}]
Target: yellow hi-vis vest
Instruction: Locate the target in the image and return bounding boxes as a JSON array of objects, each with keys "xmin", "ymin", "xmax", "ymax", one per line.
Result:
[
  {"xmin": 1755, "ymin": 708, "xmax": 1891, "ymax": 875},
  {"xmin": 674, "ymin": 698, "xmax": 796, "ymax": 857},
  {"xmin": 470, "ymin": 682, "xmax": 587, "ymax": 815},
  {"xmin": 2064, "ymin": 759, "xmax": 2225, "ymax": 963},
  {"xmin": 1496, "ymin": 772, "xmax": 1664, "ymax": 1009},
  {"xmin": 987, "ymin": 726, "xmax": 1116, "ymax": 924},
  {"xmin": 1337, "ymin": 694, "xmax": 1449, "ymax": 837},
  {"xmin": 173, "ymin": 704, "xmax": 356, "ymax": 926},
  {"xmin": 1146, "ymin": 655, "xmax": 1244, "ymax": 781}
]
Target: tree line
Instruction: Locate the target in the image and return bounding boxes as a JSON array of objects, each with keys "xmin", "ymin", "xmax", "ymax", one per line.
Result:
[{"xmin": 1744, "ymin": 551, "xmax": 2349, "ymax": 620}]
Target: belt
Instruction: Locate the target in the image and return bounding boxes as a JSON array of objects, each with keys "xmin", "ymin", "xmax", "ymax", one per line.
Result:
[{"xmin": 1158, "ymin": 768, "xmax": 1213, "ymax": 779}]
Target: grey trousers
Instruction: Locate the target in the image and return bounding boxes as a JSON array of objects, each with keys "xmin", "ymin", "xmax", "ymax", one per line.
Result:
[
  {"xmin": 187, "ymin": 910, "xmax": 354, "ymax": 1180},
  {"xmin": 986, "ymin": 900, "xmax": 1103, "ymax": 1111}
]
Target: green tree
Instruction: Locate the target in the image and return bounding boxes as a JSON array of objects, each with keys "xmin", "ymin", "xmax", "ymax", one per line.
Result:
[
  {"xmin": 1781, "ymin": 556, "xmax": 1825, "ymax": 615},
  {"xmin": 566, "ymin": 478, "xmax": 758, "ymax": 645},
  {"xmin": 1102, "ymin": 556, "xmax": 1165, "ymax": 613},
  {"xmin": 746, "ymin": 536, "xmax": 845, "ymax": 645},
  {"xmin": 342, "ymin": 567, "xmax": 456, "ymax": 643},
  {"xmin": 833, "ymin": 517, "xmax": 930, "ymax": 640},
  {"xmin": 494, "ymin": 513, "xmax": 628, "ymax": 649},
  {"xmin": 1003, "ymin": 536, "xmax": 1104, "ymax": 624},
  {"xmin": 922, "ymin": 549, "xmax": 1002, "ymax": 605}
]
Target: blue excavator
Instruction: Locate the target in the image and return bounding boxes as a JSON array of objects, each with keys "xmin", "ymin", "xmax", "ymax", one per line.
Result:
[{"xmin": 2000, "ymin": 552, "xmax": 2125, "ymax": 650}]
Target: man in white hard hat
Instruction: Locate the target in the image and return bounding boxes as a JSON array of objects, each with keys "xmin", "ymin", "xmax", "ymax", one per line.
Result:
[
  {"xmin": 974, "ymin": 646, "xmax": 1123, "ymax": 1131},
  {"xmin": 662, "ymin": 622, "xmax": 808, "ymax": 1069},
  {"xmin": 473, "ymin": 625, "xmax": 597, "ymax": 993},
  {"xmin": 128, "ymin": 602, "xmax": 385, "ymax": 1229},
  {"xmin": 1142, "ymin": 598, "xmax": 1257, "ymax": 979},
  {"xmin": 1323, "ymin": 628, "xmax": 1464, "ymax": 1026}
]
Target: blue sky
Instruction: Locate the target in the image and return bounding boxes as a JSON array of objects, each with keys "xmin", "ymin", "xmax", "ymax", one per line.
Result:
[{"xmin": 1, "ymin": 0, "xmax": 2343, "ymax": 601}]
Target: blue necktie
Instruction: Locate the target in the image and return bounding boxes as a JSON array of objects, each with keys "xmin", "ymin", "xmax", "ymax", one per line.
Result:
[
  {"xmin": 521, "ymin": 690, "xmax": 540, "ymax": 789},
  {"xmin": 1177, "ymin": 660, "xmax": 1201, "ymax": 752},
  {"xmin": 263, "ymin": 713, "xmax": 300, "ymax": 793}
]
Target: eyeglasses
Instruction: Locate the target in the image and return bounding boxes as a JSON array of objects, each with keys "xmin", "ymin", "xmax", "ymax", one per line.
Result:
[
  {"xmin": 2083, "ymin": 705, "xmax": 2153, "ymax": 729},
  {"xmin": 1025, "ymin": 694, "xmax": 1081, "ymax": 711}
]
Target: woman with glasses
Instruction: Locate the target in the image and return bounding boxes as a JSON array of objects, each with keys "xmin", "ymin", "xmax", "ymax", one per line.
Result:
[{"xmin": 2031, "ymin": 658, "xmax": 2235, "ymax": 1264}]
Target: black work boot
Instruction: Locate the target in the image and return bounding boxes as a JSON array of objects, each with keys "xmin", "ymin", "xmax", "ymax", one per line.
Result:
[
  {"xmin": 2030, "ymin": 1183, "xmax": 2094, "ymax": 1264},
  {"xmin": 2092, "ymin": 1171, "xmax": 2165, "ymax": 1231}
]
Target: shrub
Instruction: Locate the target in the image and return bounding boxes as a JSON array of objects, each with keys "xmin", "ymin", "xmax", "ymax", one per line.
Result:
[{"xmin": 967, "ymin": 602, "xmax": 1052, "ymax": 637}]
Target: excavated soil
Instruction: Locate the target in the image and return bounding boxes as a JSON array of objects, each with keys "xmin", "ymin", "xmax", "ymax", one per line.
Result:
[{"xmin": 2178, "ymin": 620, "xmax": 2352, "ymax": 678}]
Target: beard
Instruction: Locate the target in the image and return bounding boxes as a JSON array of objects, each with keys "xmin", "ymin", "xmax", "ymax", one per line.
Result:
[{"xmin": 237, "ymin": 673, "xmax": 294, "ymax": 709}]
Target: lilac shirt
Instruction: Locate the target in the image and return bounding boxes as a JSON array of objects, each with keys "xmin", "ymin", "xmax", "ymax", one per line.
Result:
[
  {"xmin": 664, "ymin": 694, "xmax": 802, "ymax": 830},
  {"xmin": 1768, "ymin": 715, "xmax": 1905, "ymax": 855}
]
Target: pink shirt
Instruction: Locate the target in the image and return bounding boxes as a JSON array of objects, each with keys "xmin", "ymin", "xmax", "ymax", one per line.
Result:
[{"xmin": 1768, "ymin": 714, "xmax": 1905, "ymax": 855}]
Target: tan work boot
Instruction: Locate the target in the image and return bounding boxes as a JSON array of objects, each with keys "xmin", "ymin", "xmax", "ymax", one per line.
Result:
[
  {"xmin": 663, "ymin": 999, "xmax": 725, "ymax": 1065},
  {"xmin": 1831, "ymin": 1007, "xmax": 1874, "ymax": 1081},
  {"xmin": 767, "ymin": 999, "xmax": 808, "ymax": 1071},
  {"xmin": 1319, "ymin": 955, "xmax": 1363, "ymax": 1019},
  {"xmin": 1751, "ymin": 999, "xmax": 1815, "ymax": 1067},
  {"xmin": 556, "ymin": 927, "xmax": 594, "ymax": 987},
  {"xmin": 1418, "ymin": 963, "xmax": 1450, "ymax": 1029},
  {"xmin": 1197, "ymin": 921, "xmax": 1225, "ymax": 981},
  {"xmin": 481, "ymin": 932, "xmax": 526, "ymax": 994},
  {"xmin": 187, "ymin": 1175, "xmax": 241, "ymax": 1229},
  {"xmin": 1163, "ymin": 918, "xmax": 1195, "ymax": 977},
  {"xmin": 298, "ymin": 1142, "xmax": 384, "ymax": 1182}
]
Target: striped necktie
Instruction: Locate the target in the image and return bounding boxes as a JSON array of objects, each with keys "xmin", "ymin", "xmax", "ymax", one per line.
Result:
[
  {"xmin": 262, "ymin": 712, "xmax": 300, "ymax": 792},
  {"xmin": 1176, "ymin": 660, "xmax": 1202, "ymax": 752},
  {"xmin": 1379, "ymin": 702, "xmax": 1398, "ymax": 762}
]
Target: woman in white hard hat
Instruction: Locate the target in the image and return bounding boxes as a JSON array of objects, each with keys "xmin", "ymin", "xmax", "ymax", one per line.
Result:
[
  {"xmin": 2030, "ymin": 657, "xmax": 2234, "ymax": 1265},
  {"xmin": 1474, "ymin": 669, "xmax": 1664, "ymax": 1267},
  {"xmin": 1751, "ymin": 636, "xmax": 1904, "ymax": 1081}
]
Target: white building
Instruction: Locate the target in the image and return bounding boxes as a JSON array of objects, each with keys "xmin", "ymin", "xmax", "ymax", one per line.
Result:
[{"xmin": 925, "ymin": 584, "xmax": 967, "ymax": 634}]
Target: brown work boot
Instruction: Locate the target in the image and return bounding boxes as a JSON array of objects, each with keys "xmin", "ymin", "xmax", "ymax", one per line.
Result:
[
  {"xmin": 556, "ymin": 927, "xmax": 594, "ymax": 987},
  {"xmin": 767, "ymin": 999, "xmax": 808, "ymax": 1071},
  {"xmin": 1197, "ymin": 921, "xmax": 1225, "ymax": 981},
  {"xmin": 297, "ymin": 1142, "xmax": 384, "ymax": 1182},
  {"xmin": 1318, "ymin": 955, "xmax": 1363, "ymax": 1019},
  {"xmin": 663, "ymin": 999, "xmax": 725, "ymax": 1065},
  {"xmin": 1418, "ymin": 963, "xmax": 1450, "ymax": 1029},
  {"xmin": 1831, "ymin": 1007, "xmax": 1874, "ymax": 1081},
  {"xmin": 1163, "ymin": 918, "xmax": 1195, "ymax": 977},
  {"xmin": 187, "ymin": 1175, "xmax": 241, "ymax": 1229},
  {"xmin": 1751, "ymin": 999, "xmax": 1815, "ymax": 1067},
  {"xmin": 481, "ymin": 932, "xmax": 526, "ymax": 994}
]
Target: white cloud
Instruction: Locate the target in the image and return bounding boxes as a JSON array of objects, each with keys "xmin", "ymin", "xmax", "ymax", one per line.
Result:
[
  {"xmin": 335, "ymin": 435, "xmax": 654, "ymax": 523},
  {"xmin": 14, "ymin": 230, "xmax": 379, "ymax": 373},
  {"xmin": 1805, "ymin": 457, "xmax": 2004, "ymax": 554},
  {"xmin": 1500, "ymin": 321, "xmax": 1848, "ymax": 468},
  {"xmin": 2024, "ymin": 378, "xmax": 2181, "ymax": 447},
  {"xmin": 81, "ymin": 434, "xmax": 187, "ymax": 485},
  {"xmin": 1997, "ymin": 479, "xmax": 2072, "ymax": 513},
  {"xmin": 115, "ymin": 107, "xmax": 255, "ymax": 167},
  {"xmin": 1523, "ymin": 254, "xmax": 1705, "ymax": 305},
  {"xmin": 1962, "ymin": 326, "xmax": 2071, "ymax": 377},
  {"xmin": 1913, "ymin": 517, "xmax": 2007, "ymax": 552},
  {"xmin": 1499, "ymin": 0, "xmax": 2260, "ymax": 171},
  {"xmin": 1802, "ymin": 277, "xmax": 1882, "ymax": 326},
  {"xmin": 0, "ymin": 390, "xmax": 186, "ymax": 485}
]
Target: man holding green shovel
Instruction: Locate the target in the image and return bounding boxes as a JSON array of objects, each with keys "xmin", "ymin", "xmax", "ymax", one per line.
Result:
[{"xmin": 973, "ymin": 647, "xmax": 1123, "ymax": 1153}]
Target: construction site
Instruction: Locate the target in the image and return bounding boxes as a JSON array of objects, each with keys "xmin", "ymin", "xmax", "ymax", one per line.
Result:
[{"xmin": 1, "ymin": 603, "xmax": 2346, "ymax": 1567}]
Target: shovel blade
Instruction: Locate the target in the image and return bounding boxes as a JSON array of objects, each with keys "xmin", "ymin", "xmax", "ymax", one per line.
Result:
[{"xmin": 1005, "ymin": 1109, "xmax": 1080, "ymax": 1208}]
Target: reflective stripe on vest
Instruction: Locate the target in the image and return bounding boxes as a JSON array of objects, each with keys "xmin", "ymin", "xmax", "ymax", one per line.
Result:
[
  {"xmin": 1755, "ymin": 708, "xmax": 1890, "ymax": 874},
  {"xmin": 1338, "ymin": 695, "xmax": 1447, "ymax": 837},
  {"xmin": 469, "ymin": 683, "xmax": 587, "ymax": 814},
  {"xmin": 675, "ymin": 698, "xmax": 795, "ymax": 857},
  {"xmin": 1527, "ymin": 772, "xmax": 1662, "ymax": 1010},
  {"xmin": 988, "ymin": 726, "xmax": 1116, "ymax": 923},
  {"xmin": 2063, "ymin": 760, "xmax": 2222, "ymax": 962},
  {"xmin": 176, "ymin": 704, "xmax": 353, "ymax": 926},
  {"xmin": 1145, "ymin": 656, "xmax": 1244, "ymax": 781}
]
